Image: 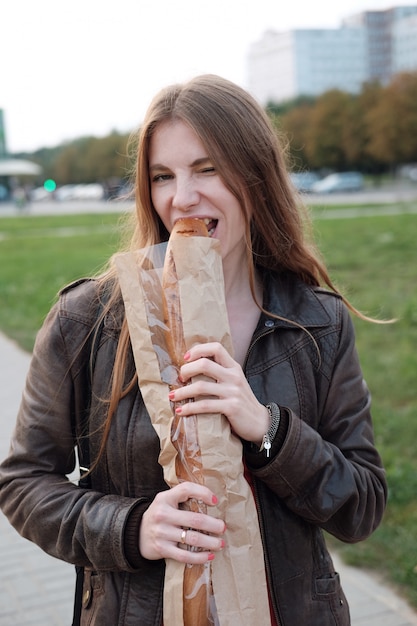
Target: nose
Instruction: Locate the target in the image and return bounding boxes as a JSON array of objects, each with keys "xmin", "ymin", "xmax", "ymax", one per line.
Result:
[{"xmin": 172, "ymin": 175, "xmax": 199, "ymax": 212}]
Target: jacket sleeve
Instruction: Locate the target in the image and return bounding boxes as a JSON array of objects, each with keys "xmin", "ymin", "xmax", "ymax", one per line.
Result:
[
  {"xmin": 246, "ymin": 304, "xmax": 387, "ymax": 543},
  {"xmin": 0, "ymin": 295, "xmax": 149, "ymax": 573}
]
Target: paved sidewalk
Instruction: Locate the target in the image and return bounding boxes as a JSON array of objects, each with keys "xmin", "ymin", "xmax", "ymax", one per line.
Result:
[
  {"xmin": 1, "ymin": 331, "xmax": 417, "ymax": 625},
  {"xmin": 0, "ymin": 333, "xmax": 74, "ymax": 625}
]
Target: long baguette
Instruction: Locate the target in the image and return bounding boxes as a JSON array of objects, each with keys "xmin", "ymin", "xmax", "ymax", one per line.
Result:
[{"xmin": 162, "ymin": 217, "xmax": 215, "ymax": 626}]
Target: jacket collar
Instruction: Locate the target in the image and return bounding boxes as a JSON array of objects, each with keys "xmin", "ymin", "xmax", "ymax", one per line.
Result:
[{"xmin": 260, "ymin": 270, "xmax": 335, "ymax": 330}]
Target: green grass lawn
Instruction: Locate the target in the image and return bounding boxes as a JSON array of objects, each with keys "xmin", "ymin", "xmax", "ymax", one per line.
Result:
[
  {"xmin": 0, "ymin": 212, "xmax": 126, "ymax": 350},
  {"xmin": 0, "ymin": 205, "xmax": 417, "ymax": 607},
  {"xmin": 313, "ymin": 209, "xmax": 417, "ymax": 607}
]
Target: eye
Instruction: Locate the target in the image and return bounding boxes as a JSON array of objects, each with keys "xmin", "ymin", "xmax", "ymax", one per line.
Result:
[
  {"xmin": 151, "ymin": 173, "xmax": 172, "ymax": 183},
  {"xmin": 200, "ymin": 166, "xmax": 216, "ymax": 175}
]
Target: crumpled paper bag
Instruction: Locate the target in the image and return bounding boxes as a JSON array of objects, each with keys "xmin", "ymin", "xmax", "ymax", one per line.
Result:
[{"xmin": 115, "ymin": 236, "xmax": 269, "ymax": 626}]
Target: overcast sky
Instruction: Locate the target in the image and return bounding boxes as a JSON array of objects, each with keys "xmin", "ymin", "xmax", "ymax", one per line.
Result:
[{"xmin": 2, "ymin": 0, "xmax": 416, "ymax": 153}]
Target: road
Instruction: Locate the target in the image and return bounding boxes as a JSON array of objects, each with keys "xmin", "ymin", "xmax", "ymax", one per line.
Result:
[{"xmin": 0, "ymin": 181, "xmax": 416, "ymax": 218}]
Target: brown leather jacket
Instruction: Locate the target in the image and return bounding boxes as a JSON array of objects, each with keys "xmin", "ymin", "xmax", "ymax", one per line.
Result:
[{"xmin": 0, "ymin": 272, "xmax": 387, "ymax": 625}]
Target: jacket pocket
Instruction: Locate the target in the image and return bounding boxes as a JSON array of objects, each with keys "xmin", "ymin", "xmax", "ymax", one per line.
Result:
[
  {"xmin": 80, "ymin": 569, "xmax": 105, "ymax": 626},
  {"xmin": 314, "ymin": 572, "xmax": 350, "ymax": 625}
]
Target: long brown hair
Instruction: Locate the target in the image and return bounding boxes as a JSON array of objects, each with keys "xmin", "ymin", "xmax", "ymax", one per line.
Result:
[
  {"xmin": 131, "ymin": 74, "xmax": 324, "ymax": 279},
  {"xmin": 92, "ymin": 74, "xmax": 373, "ymax": 464}
]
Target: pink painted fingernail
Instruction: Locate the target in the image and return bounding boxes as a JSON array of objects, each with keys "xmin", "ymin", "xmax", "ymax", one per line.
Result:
[
  {"xmin": 175, "ymin": 406, "xmax": 182, "ymax": 415},
  {"xmin": 212, "ymin": 495, "xmax": 218, "ymax": 505},
  {"xmin": 220, "ymin": 539, "xmax": 225, "ymax": 549},
  {"xmin": 168, "ymin": 391, "xmax": 175, "ymax": 400},
  {"xmin": 183, "ymin": 352, "xmax": 190, "ymax": 361},
  {"xmin": 208, "ymin": 553, "xmax": 215, "ymax": 561}
]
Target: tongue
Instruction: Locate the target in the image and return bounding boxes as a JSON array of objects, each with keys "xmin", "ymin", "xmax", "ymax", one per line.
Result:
[{"xmin": 207, "ymin": 219, "xmax": 217, "ymax": 233}]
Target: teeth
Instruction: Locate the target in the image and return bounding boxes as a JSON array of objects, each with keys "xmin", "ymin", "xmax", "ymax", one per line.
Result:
[{"xmin": 202, "ymin": 218, "xmax": 217, "ymax": 237}]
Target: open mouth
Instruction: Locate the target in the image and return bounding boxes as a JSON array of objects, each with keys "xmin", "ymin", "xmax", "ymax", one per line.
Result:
[{"xmin": 203, "ymin": 218, "xmax": 218, "ymax": 237}]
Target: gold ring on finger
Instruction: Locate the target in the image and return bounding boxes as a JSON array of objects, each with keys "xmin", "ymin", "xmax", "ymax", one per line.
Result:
[{"xmin": 180, "ymin": 529, "xmax": 187, "ymax": 544}]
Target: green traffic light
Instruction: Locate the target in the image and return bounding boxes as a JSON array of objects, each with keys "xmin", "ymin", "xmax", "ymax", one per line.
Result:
[{"xmin": 43, "ymin": 179, "xmax": 57, "ymax": 193}]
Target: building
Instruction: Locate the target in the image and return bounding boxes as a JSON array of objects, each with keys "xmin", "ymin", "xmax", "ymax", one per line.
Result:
[
  {"xmin": 392, "ymin": 11, "xmax": 417, "ymax": 72},
  {"xmin": 247, "ymin": 5, "xmax": 417, "ymax": 105},
  {"xmin": 247, "ymin": 27, "xmax": 367, "ymax": 105}
]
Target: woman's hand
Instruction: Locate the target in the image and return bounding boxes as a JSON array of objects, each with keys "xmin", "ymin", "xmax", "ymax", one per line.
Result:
[
  {"xmin": 139, "ymin": 482, "xmax": 226, "ymax": 563},
  {"xmin": 168, "ymin": 342, "xmax": 270, "ymax": 445}
]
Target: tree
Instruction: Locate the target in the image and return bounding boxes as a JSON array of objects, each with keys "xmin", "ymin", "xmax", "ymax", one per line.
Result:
[
  {"xmin": 26, "ymin": 132, "xmax": 133, "ymax": 185},
  {"xmin": 356, "ymin": 81, "xmax": 386, "ymax": 173},
  {"xmin": 305, "ymin": 90, "xmax": 352, "ymax": 170},
  {"xmin": 279, "ymin": 104, "xmax": 315, "ymax": 170},
  {"xmin": 267, "ymin": 94, "xmax": 316, "ymax": 117},
  {"xmin": 366, "ymin": 72, "xmax": 417, "ymax": 169},
  {"xmin": 53, "ymin": 143, "xmax": 82, "ymax": 183},
  {"xmin": 13, "ymin": 72, "xmax": 417, "ymax": 183}
]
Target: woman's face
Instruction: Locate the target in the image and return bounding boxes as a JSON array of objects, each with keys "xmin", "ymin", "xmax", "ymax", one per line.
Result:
[{"xmin": 148, "ymin": 120, "xmax": 247, "ymax": 268}]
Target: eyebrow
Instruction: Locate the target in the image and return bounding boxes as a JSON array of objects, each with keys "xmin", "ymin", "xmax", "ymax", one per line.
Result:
[{"xmin": 149, "ymin": 157, "xmax": 211, "ymax": 172}]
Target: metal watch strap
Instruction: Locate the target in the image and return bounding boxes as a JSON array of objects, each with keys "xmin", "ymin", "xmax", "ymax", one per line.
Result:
[{"xmin": 259, "ymin": 403, "xmax": 281, "ymax": 457}]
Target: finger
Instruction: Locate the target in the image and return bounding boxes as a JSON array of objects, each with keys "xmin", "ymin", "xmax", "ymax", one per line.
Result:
[
  {"xmin": 167, "ymin": 482, "xmax": 220, "ymax": 509},
  {"xmin": 179, "ymin": 360, "xmax": 237, "ymax": 389},
  {"xmin": 170, "ymin": 377, "xmax": 223, "ymax": 403},
  {"xmin": 176, "ymin": 527, "xmax": 225, "ymax": 553},
  {"xmin": 173, "ymin": 398, "xmax": 230, "ymax": 420},
  {"xmin": 148, "ymin": 485, "xmax": 225, "ymax": 537},
  {"xmin": 181, "ymin": 360, "xmax": 223, "ymax": 385},
  {"xmin": 179, "ymin": 353, "xmax": 243, "ymax": 388},
  {"xmin": 184, "ymin": 342, "xmax": 235, "ymax": 367},
  {"xmin": 175, "ymin": 507, "xmax": 226, "ymax": 536},
  {"xmin": 171, "ymin": 545, "xmax": 216, "ymax": 565},
  {"xmin": 140, "ymin": 512, "xmax": 224, "ymax": 562}
]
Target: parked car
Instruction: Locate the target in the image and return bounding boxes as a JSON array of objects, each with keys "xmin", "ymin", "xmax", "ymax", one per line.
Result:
[
  {"xmin": 55, "ymin": 183, "xmax": 105, "ymax": 201},
  {"xmin": 398, "ymin": 164, "xmax": 417, "ymax": 182},
  {"xmin": 55, "ymin": 184, "xmax": 77, "ymax": 201},
  {"xmin": 290, "ymin": 171, "xmax": 320, "ymax": 193},
  {"xmin": 71, "ymin": 183, "xmax": 105, "ymax": 200},
  {"xmin": 29, "ymin": 186, "xmax": 53, "ymax": 202},
  {"xmin": 311, "ymin": 172, "xmax": 364, "ymax": 193}
]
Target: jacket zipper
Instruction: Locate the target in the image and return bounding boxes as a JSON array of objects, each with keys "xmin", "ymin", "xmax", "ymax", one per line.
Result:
[
  {"xmin": 252, "ymin": 468, "xmax": 283, "ymax": 626},
  {"xmin": 242, "ymin": 325, "xmax": 276, "ymax": 371},
  {"xmin": 244, "ymin": 323, "xmax": 283, "ymax": 626}
]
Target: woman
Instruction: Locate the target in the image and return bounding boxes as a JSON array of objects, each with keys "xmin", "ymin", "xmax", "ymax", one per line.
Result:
[{"xmin": 0, "ymin": 74, "xmax": 387, "ymax": 625}]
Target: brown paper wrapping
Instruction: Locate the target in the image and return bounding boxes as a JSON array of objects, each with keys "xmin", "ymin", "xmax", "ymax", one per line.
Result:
[{"xmin": 115, "ymin": 237, "xmax": 269, "ymax": 626}]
